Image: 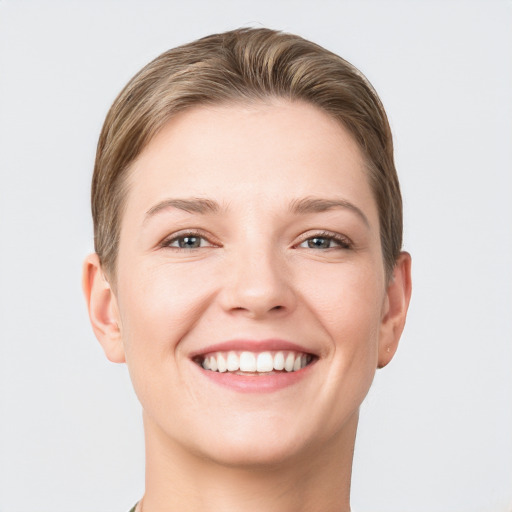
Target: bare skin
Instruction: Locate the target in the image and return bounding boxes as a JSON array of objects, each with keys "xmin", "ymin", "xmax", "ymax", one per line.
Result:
[
  {"xmin": 140, "ymin": 410, "xmax": 357, "ymax": 512},
  {"xmin": 83, "ymin": 99, "xmax": 412, "ymax": 512}
]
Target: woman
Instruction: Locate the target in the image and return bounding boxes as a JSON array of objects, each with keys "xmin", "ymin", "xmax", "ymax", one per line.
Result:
[{"xmin": 83, "ymin": 27, "xmax": 412, "ymax": 512}]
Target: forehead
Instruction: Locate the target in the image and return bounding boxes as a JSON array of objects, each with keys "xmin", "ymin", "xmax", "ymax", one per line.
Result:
[{"xmin": 124, "ymin": 99, "xmax": 377, "ymax": 222}]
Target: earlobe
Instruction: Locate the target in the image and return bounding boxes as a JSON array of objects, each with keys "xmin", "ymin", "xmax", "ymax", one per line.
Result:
[
  {"xmin": 82, "ymin": 254, "xmax": 126, "ymax": 363},
  {"xmin": 377, "ymin": 251, "xmax": 412, "ymax": 368}
]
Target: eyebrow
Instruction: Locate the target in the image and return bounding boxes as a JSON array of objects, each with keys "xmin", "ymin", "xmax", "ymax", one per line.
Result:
[
  {"xmin": 145, "ymin": 196, "xmax": 370, "ymax": 227},
  {"xmin": 289, "ymin": 197, "xmax": 370, "ymax": 227},
  {"xmin": 145, "ymin": 198, "xmax": 221, "ymax": 219}
]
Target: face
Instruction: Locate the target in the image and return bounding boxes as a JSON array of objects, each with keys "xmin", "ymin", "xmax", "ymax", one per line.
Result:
[{"xmin": 107, "ymin": 100, "xmax": 401, "ymax": 466}]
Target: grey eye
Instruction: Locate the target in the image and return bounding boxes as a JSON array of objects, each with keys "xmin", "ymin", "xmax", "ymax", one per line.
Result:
[
  {"xmin": 298, "ymin": 234, "xmax": 351, "ymax": 250},
  {"xmin": 306, "ymin": 237, "xmax": 332, "ymax": 249},
  {"xmin": 176, "ymin": 236, "xmax": 202, "ymax": 249},
  {"xmin": 163, "ymin": 231, "xmax": 217, "ymax": 251}
]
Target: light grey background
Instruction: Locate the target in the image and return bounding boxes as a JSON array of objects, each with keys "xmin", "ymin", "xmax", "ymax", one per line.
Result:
[{"xmin": 1, "ymin": 1, "xmax": 511, "ymax": 511}]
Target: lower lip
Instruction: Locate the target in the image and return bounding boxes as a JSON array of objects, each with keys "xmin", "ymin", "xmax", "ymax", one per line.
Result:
[{"xmin": 193, "ymin": 361, "xmax": 316, "ymax": 393}]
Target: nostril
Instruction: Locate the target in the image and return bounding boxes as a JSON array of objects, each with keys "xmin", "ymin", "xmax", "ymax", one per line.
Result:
[{"xmin": 271, "ymin": 305, "xmax": 283, "ymax": 311}]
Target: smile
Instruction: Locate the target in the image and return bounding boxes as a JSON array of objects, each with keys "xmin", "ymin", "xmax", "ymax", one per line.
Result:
[
  {"xmin": 190, "ymin": 339, "xmax": 318, "ymax": 392},
  {"xmin": 197, "ymin": 350, "xmax": 314, "ymax": 374}
]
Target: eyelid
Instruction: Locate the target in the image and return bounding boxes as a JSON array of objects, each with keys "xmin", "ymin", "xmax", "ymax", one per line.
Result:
[
  {"xmin": 159, "ymin": 229, "xmax": 220, "ymax": 249},
  {"xmin": 295, "ymin": 230, "xmax": 353, "ymax": 249},
  {"xmin": 157, "ymin": 229, "xmax": 352, "ymax": 250}
]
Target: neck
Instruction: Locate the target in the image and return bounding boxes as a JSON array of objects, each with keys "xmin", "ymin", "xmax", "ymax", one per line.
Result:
[{"xmin": 140, "ymin": 411, "xmax": 358, "ymax": 512}]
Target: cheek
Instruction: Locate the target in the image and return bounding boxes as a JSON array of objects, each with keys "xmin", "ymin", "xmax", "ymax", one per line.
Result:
[
  {"xmin": 114, "ymin": 260, "xmax": 217, "ymax": 419},
  {"xmin": 302, "ymin": 260, "xmax": 385, "ymax": 373},
  {"xmin": 116, "ymin": 259, "xmax": 214, "ymax": 363},
  {"xmin": 303, "ymin": 258, "xmax": 384, "ymax": 328}
]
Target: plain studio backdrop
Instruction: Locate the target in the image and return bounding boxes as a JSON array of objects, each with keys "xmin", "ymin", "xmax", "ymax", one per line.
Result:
[{"xmin": 0, "ymin": 1, "xmax": 511, "ymax": 511}]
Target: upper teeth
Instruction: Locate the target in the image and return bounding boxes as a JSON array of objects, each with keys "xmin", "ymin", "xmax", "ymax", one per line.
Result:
[{"xmin": 201, "ymin": 351, "xmax": 311, "ymax": 373}]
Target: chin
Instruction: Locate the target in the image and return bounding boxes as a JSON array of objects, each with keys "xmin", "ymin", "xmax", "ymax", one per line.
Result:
[
  {"xmin": 182, "ymin": 409, "xmax": 347, "ymax": 470},
  {"xmin": 199, "ymin": 434, "xmax": 309, "ymax": 470}
]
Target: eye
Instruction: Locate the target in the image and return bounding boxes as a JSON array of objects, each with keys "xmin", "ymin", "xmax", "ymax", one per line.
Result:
[
  {"xmin": 298, "ymin": 232, "xmax": 352, "ymax": 250},
  {"xmin": 161, "ymin": 231, "xmax": 215, "ymax": 250}
]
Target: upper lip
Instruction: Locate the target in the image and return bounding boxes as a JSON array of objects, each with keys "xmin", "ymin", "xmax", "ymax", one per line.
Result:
[{"xmin": 189, "ymin": 339, "xmax": 317, "ymax": 359}]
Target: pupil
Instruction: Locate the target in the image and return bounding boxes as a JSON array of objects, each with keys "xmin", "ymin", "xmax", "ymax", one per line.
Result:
[
  {"xmin": 309, "ymin": 237, "xmax": 330, "ymax": 249},
  {"xmin": 180, "ymin": 236, "xmax": 200, "ymax": 248}
]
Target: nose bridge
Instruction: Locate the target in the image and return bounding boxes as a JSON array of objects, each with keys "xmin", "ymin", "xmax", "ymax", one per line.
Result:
[{"xmin": 220, "ymin": 231, "xmax": 295, "ymax": 317}]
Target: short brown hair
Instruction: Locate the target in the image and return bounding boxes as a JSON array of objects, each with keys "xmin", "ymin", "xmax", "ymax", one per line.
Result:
[{"xmin": 92, "ymin": 27, "xmax": 402, "ymax": 280}]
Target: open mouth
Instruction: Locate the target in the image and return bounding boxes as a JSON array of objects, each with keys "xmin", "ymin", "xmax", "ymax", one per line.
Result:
[{"xmin": 194, "ymin": 350, "xmax": 315, "ymax": 375}]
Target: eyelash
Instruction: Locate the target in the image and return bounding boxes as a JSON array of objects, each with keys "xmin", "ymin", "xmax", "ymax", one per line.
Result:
[
  {"xmin": 296, "ymin": 231, "xmax": 353, "ymax": 250},
  {"xmin": 160, "ymin": 230, "xmax": 217, "ymax": 250},
  {"xmin": 160, "ymin": 230, "xmax": 352, "ymax": 251}
]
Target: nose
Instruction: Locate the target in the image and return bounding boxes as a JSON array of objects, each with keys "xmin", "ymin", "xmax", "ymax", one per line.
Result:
[{"xmin": 218, "ymin": 244, "xmax": 297, "ymax": 319}]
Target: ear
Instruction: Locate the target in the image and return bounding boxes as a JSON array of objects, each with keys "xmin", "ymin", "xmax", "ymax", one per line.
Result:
[
  {"xmin": 377, "ymin": 251, "xmax": 412, "ymax": 368},
  {"xmin": 82, "ymin": 253, "xmax": 125, "ymax": 363}
]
